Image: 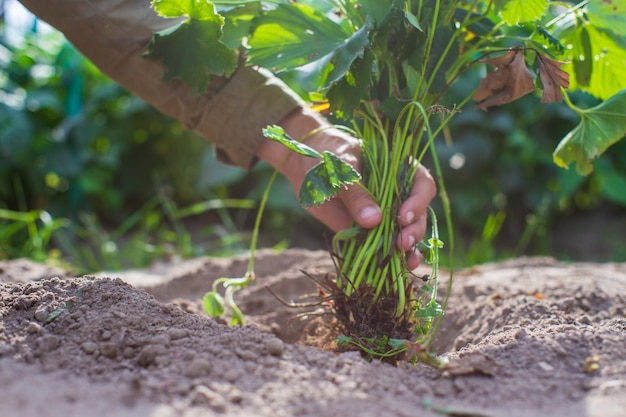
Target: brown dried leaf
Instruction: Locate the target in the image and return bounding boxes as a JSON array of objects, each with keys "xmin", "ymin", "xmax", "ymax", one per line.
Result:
[
  {"xmin": 482, "ymin": 48, "xmax": 517, "ymax": 68},
  {"xmin": 474, "ymin": 49, "xmax": 536, "ymax": 111},
  {"xmin": 473, "ymin": 50, "xmax": 517, "ymax": 102},
  {"xmin": 536, "ymin": 54, "xmax": 570, "ymax": 104}
]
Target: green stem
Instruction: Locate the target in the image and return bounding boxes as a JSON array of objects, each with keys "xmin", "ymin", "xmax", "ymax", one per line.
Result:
[
  {"xmin": 422, "ymin": 136, "xmax": 455, "ymax": 349},
  {"xmin": 562, "ymin": 90, "xmax": 584, "ymax": 115},
  {"xmin": 415, "ymin": 0, "xmax": 441, "ymax": 99},
  {"xmin": 246, "ymin": 168, "xmax": 279, "ymax": 274}
]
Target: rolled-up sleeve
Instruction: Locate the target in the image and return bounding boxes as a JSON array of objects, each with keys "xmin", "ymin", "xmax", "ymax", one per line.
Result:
[{"xmin": 18, "ymin": 0, "xmax": 305, "ymax": 169}]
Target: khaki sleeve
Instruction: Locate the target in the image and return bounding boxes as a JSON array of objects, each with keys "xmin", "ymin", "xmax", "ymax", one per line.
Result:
[{"xmin": 18, "ymin": 0, "xmax": 305, "ymax": 170}]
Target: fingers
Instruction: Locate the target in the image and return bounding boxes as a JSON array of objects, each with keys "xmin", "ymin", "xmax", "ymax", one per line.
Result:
[
  {"xmin": 312, "ymin": 194, "xmax": 425, "ymax": 270},
  {"xmin": 398, "ymin": 165, "xmax": 437, "ymax": 227},
  {"xmin": 306, "ymin": 181, "xmax": 382, "ymax": 232},
  {"xmin": 319, "ymin": 186, "xmax": 429, "ymax": 271},
  {"xmin": 307, "ymin": 162, "xmax": 436, "ymax": 271},
  {"xmin": 397, "ymin": 212, "xmax": 428, "ymax": 251},
  {"xmin": 395, "ymin": 215, "xmax": 427, "ymax": 270},
  {"xmin": 322, "ymin": 165, "xmax": 435, "ymax": 234},
  {"xmin": 395, "ymin": 165, "xmax": 436, "ymax": 265},
  {"xmin": 405, "ymin": 248, "xmax": 423, "ymax": 271}
]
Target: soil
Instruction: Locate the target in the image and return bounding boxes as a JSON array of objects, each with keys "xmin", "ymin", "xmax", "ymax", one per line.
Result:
[{"xmin": 1, "ymin": 249, "xmax": 625, "ymax": 417}]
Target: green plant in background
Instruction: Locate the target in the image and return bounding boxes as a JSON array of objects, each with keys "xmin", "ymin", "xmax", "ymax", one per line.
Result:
[
  {"xmin": 147, "ymin": 0, "xmax": 626, "ymax": 362},
  {"xmin": 1, "ymin": 23, "xmax": 310, "ymax": 272},
  {"xmin": 5, "ymin": 2, "xmax": 625, "ymax": 276},
  {"xmin": 0, "ymin": 207, "xmax": 69, "ymax": 263},
  {"xmin": 434, "ymin": 79, "xmax": 626, "ymax": 265}
]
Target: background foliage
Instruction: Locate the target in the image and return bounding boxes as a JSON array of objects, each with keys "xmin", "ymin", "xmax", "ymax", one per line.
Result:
[
  {"xmin": 0, "ymin": 20, "xmax": 311, "ymax": 272},
  {"xmin": 1, "ymin": 4, "xmax": 625, "ymax": 273},
  {"xmin": 435, "ymin": 71, "xmax": 626, "ymax": 264}
]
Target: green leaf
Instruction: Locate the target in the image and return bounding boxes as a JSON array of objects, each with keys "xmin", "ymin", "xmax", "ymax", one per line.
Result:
[
  {"xmin": 203, "ymin": 291, "xmax": 226, "ymax": 317},
  {"xmin": 43, "ymin": 290, "xmax": 82, "ymax": 324},
  {"xmin": 147, "ymin": 0, "xmax": 236, "ymax": 92},
  {"xmin": 336, "ymin": 334, "xmax": 352, "ymax": 348},
  {"xmin": 326, "ymin": 48, "xmax": 375, "ymax": 118},
  {"xmin": 498, "ymin": 0, "xmax": 548, "ymax": 25},
  {"xmin": 572, "ymin": 26, "xmax": 592, "ymax": 88},
  {"xmin": 587, "ymin": 0, "xmax": 626, "ymax": 36},
  {"xmin": 45, "ymin": 299, "xmax": 74, "ymax": 323},
  {"xmin": 417, "ymin": 240, "xmax": 434, "ymax": 263},
  {"xmin": 220, "ymin": 2, "xmax": 263, "ymax": 51},
  {"xmin": 358, "ymin": 0, "xmax": 396, "ymax": 25},
  {"xmin": 324, "ymin": 19, "xmax": 373, "ymax": 86},
  {"xmin": 454, "ymin": 9, "xmax": 495, "ymax": 36},
  {"xmin": 387, "ymin": 338, "xmax": 406, "ymax": 350},
  {"xmin": 321, "ymin": 151, "xmax": 358, "ymax": 189},
  {"xmin": 153, "ymin": 0, "xmax": 216, "ymax": 19},
  {"xmin": 414, "ymin": 301, "xmax": 443, "ymax": 319},
  {"xmin": 248, "ymin": 3, "xmax": 348, "ymax": 70},
  {"xmin": 248, "ymin": 2, "xmax": 370, "ymax": 86},
  {"xmin": 421, "ymin": 284, "xmax": 433, "ymax": 292},
  {"xmin": 299, "ymin": 165, "xmax": 340, "ymax": 207},
  {"xmin": 537, "ymin": 25, "xmax": 565, "ymax": 52},
  {"xmin": 264, "ymin": 122, "xmax": 365, "ymax": 207},
  {"xmin": 553, "ymin": 89, "xmax": 626, "ymax": 175},
  {"xmin": 299, "ymin": 152, "xmax": 361, "ymax": 207},
  {"xmin": 563, "ymin": 24, "xmax": 626, "ymax": 100},
  {"xmin": 427, "ymin": 27, "xmax": 458, "ymax": 93},
  {"xmin": 405, "ymin": 11, "xmax": 423, "ymax": 32},
  {"xmin": 262, "ymin": 125, "xmax": 323, "ymax": 159},
  {"xmin": 333, "ymin": 226, "xmax": 361, "ymax": 241},
  {"xmin": 428, "ymin": 237, "xmax": 444, "ymax": 249},
  {"xmin": 408, "ymin": 27, "xmax": 458, "ymax": 95}
]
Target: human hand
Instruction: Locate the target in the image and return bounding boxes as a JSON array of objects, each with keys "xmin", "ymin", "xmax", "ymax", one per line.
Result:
[{"xmin": 256, "ymin": 108, "xmax": 437, "ymax": 270}]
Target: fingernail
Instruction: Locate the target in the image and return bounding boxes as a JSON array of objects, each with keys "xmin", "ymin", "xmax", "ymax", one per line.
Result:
[
  {"xmin": 405, "ymin": 211, "xmax": 415, "ymax": 224},
  {"xmin": 408, "ymin": 235, "xmax": 416, "ymax": 248},
  {"xmin": 415, "ymin": 250, "xmax": 423, "ymax": 266},
  {"xmin": 360, "ymin": 206, "xmax": 381, "ymax": 221}
]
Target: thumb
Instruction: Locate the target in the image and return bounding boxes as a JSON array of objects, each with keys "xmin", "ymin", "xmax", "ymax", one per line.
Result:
[{"xmin": 339, "ymin": 183, "xmax": 382, "ymax": 229}]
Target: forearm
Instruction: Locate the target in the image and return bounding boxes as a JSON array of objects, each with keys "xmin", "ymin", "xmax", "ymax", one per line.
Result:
[{"xmin": 19, "ymin": 0, "xmax": 304, "ymax": 169}]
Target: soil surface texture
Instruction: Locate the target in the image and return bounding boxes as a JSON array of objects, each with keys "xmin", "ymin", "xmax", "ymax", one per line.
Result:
[{"xmin": 1, "ymin": 249, "xmax": 625, "ymax": 417}]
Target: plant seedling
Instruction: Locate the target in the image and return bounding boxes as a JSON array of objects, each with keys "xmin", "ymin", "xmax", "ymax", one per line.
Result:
[
  {"xmin": 45, "ymin": 289, "xmax": 83, "ymax": 323},
  {"xmin": 147, "ymin": 0, "xmax": 626, "ymax": 361}
]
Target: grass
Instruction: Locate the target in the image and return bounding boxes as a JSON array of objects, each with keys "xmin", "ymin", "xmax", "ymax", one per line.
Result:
[
  {"xmin": 0, "ymin": 191, "xmax": 260, "ymax": 274},
  {"xmin": 0, "ymin": 207, "xmax": 70, "ymax": 265}
]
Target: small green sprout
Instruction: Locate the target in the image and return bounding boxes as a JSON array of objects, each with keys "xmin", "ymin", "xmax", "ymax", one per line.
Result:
[
  {"xmin": 203, "ymin": 272, "xmax": 254, "ymax": 325},
  {"xmin": 45, "ymin": 289, "xmax": 83, "ymax": 323}
]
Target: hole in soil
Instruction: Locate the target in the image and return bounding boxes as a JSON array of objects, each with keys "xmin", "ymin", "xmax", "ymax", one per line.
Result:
[
  {"xmin": 231, "ymin": 262, "xmax": 461, "ymax": 357},
  {"xmin": 134, "ymin": 250, "xmax": 465, "ymax": 360}
]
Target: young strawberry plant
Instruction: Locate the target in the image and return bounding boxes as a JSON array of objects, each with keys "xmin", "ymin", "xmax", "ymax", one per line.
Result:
[{"xmin": 147, "ymin": 0, "xmax": 626, "ymax": 362}]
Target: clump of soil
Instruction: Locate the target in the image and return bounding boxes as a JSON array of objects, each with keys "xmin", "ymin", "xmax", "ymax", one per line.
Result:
[
  {"xmin": 317, "ymin": 268, "xmax": 413, "ymax": 339},
  {"xmin": 1, "ymin": 249, "xmax": 625, "ymax": 417},
  {"xmin": 331, "ymin": 283, "xmax": 415, "ymax": 338},
  {"xmin": 324, "ymin": 279, "xmax": 416, "ymax": 363}
]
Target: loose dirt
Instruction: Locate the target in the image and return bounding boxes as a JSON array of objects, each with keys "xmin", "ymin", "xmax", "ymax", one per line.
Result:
[{"xmin": 1, "ymin": 249, "xmax": 625, "ymax": 417}]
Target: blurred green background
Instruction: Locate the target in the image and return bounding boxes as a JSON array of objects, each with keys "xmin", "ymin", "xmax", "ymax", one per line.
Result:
[{"xmin": 1, "ymin": 4, "xmax": 625, "ymax": 274}]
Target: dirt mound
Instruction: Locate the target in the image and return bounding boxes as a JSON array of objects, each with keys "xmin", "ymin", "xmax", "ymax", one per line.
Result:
[{"xmin": 1, "ymin": 249, "xmax": 625, "ymax": 417}]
